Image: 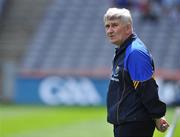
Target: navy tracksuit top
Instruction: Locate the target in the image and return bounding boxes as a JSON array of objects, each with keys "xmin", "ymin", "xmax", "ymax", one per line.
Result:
[{"xmin": 107, "ymin": 33, "xmax": 166, "ymax": 125}]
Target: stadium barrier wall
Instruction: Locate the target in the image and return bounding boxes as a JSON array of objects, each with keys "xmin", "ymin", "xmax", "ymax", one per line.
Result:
[
  {"xmin": 14, "ymin": 75, "xmax": 180, "ymax": 106},
  {"xmin": 15, "ymin": 76, "xmax": 109, "ymax": 105}
]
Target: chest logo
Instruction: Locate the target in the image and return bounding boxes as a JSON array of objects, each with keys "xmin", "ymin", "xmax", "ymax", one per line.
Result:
[{"xmin": 114, "ymin": 66, "xmax": 120, "ymax": 77}]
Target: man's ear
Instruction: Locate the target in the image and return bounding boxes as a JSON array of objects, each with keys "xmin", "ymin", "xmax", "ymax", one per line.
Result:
[{"xmin": 125, "ymin": 23, "xmax": 132, "ymax": 34}]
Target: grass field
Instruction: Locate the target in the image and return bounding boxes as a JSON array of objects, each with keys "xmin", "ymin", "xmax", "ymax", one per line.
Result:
[{"xmin": 0, "ymin": 105, "xmax": 178, "ymax": 137}]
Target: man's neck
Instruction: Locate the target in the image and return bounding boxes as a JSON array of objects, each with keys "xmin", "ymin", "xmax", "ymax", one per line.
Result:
[{"xmin": 118, "ymin": 33, "xmax": 133, "ymax": 47}]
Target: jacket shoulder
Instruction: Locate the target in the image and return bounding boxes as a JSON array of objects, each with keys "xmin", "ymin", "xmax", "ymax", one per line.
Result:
[{"xmin": 124, "ymin": 38, "xmax": 154, "ymax": 81}]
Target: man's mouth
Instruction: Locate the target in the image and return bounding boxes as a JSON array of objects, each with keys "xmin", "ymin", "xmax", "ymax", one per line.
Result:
[
  {"xmin": 109, "ymin": 35, "xmax": 115, "ymax": 40},
  {"xmin": 109, "ymin": 35, "xmax": 114, "ymax": 38}
]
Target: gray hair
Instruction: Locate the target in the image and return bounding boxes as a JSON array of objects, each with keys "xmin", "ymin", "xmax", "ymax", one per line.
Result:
[{"xmin": 104, "ymin": 8, "xmax": 133, "ymax": 25}]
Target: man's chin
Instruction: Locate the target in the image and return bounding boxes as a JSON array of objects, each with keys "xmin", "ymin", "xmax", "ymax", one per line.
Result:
[
  {"xmin": 111, "ymin": 40, "xmax": 120, "ymax": 46},
  {"xmin": 110, "ymin": 39, "xmax": 116, "ymax": 43}
]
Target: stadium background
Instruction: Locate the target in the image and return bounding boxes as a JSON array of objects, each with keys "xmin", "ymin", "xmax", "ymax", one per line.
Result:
[{"xmin": 0, "ymin": 0, "xmax": 180, "ymax": 137}]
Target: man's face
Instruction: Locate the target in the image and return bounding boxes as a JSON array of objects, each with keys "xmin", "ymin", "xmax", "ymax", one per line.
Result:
[{"xmin": 105, "ymin": 19, "xmax": 128, "ymax": 46}]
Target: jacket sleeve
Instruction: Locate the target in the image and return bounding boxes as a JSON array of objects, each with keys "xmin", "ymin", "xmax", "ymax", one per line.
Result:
[
  {"xmin": 127, "ymin": 49, "xmax": 166, "ymax": 118},
  {"xmin": 139, "ymin": 78, "xmax": 166, "ymax": 119}
]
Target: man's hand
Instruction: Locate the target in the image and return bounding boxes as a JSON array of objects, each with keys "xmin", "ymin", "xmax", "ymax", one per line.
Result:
[{"xmin": 155, "ymin": 117, "xmax": 169, "ymax": 132}]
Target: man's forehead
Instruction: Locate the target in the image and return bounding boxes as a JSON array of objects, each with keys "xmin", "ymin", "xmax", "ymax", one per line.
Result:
[{"xmin": 105, "ymin": 19, "xmax": 121, "ymax": 25}]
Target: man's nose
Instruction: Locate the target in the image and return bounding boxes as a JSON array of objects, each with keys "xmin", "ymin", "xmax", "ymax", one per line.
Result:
[{"xmin": 107, "ymin": 26, "xmax": 113, "ymax": 34}]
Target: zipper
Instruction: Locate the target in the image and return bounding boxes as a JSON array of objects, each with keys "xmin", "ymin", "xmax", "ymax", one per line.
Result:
[{"xmin": 117, "ymin": 69, "xmax": 126, "ymax": 123}]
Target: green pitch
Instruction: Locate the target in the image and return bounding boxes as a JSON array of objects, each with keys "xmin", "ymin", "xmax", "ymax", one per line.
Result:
[{"xmin": 0, "ymin": 105, "xmax": 177, "ymax": 137}]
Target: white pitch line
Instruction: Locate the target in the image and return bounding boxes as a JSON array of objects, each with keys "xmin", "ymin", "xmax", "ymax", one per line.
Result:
[{"xmin": 165, "ymin": 107, "xmax": 180, "ymax": 137}]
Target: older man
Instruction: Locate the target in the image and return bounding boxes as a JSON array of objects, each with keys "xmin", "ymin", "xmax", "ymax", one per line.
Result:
[{"xmin": 104, "ymin": 8, "xmax": 169, "ymax": 137}]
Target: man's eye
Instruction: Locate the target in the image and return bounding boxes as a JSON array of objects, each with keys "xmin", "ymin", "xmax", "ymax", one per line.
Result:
[
  {"xmin": 105, "ymin": 25, "xmax": 109, "ymax": 29},
  {"xmin": 112, "ymin": 24, "xmax": 118, "ymax": 27},
  {"xmin": 105, "ymin": 26, "xmax": 110, "ymax": 30}
]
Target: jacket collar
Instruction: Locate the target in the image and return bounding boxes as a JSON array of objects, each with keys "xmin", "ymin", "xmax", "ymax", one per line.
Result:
[{"xmin": 115, "ymin": 33, "xmax": 136, "ymax": 55}]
